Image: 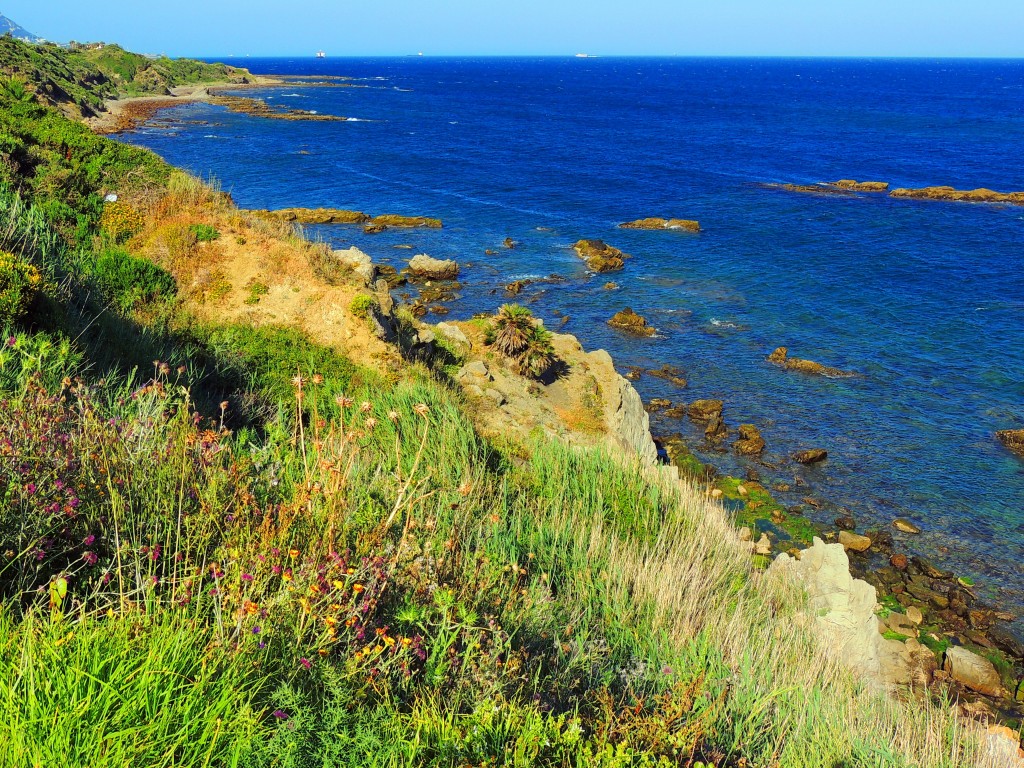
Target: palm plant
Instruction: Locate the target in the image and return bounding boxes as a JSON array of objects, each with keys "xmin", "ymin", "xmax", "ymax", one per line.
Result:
[
  {"xmin": 521, "ymin": 326, "xmax": 556, "ymax": 379},
  {"xmin": 491, "ymin": 303, "xmax": 534, "ymax": 358}
]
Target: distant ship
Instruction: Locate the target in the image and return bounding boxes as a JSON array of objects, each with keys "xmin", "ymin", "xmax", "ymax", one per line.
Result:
[
  {"xmin": 575, "ymin": 53, "xmax": 596, "ymax": 58},
  {"xmin": 316, "ymin": 50, "xmax": 326, "ymax": 59}
]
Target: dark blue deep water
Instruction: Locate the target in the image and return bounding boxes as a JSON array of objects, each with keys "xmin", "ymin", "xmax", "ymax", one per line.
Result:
[{"xmin": 124, "ymin": 57, "xmax": 1024, "ymax": 613}]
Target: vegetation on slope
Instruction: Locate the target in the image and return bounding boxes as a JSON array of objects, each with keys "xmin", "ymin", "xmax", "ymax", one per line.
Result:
[{"xmin": 0, "ymin": 36, "xmax": 1002, "ymax": 768}]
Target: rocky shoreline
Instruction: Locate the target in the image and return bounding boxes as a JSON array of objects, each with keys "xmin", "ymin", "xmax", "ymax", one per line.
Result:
[{"xmin": 765, "ymin": 178, "xmax": 1024, "ymax": 206}]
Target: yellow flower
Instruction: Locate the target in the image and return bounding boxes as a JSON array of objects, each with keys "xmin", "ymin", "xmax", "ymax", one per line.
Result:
[
  {"xmin": 289, "ymin": 548, "xmax": 300, "ymax": 558},
  {"xmin": 352, "ymin": 583, "xmax": 364, "ymax": 594}
]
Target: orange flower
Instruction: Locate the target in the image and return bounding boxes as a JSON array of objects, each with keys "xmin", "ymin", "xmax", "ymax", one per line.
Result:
[
  {"xmin": 352, "ymin": 583, "xmax": 364, "ymax": 594},
  {"xmin": 288, "ymin": 548, "xmax": 300, "ymax": 558}
]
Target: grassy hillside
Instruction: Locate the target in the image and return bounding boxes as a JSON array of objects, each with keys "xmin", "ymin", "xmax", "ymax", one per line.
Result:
[
  {"xmin": 0, "ymin": 36, "xmax": 249, "ymax": 118},
  {"xmin": 0, "ymin": 37, "xmax": 1005, "ymax": 768}
]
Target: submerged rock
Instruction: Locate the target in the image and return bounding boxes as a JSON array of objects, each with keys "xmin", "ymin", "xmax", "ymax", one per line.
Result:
[
  {"xmin": 793, "ymin": 448, "xmax": 828, "ymax": 464},
  {"xmin": 830, "ymin": 179, "xmax": 890, "ymax": 192},
  {"xmin": 503, "ymin": 237, "xmax": 516, "ymax": 249},
  {"xmin": 688, "ymin": 399, "xmax": 723, "ymax": 422},
  {"xmin": 408, "ymin": 254, "xmax": 459, "ymax": 280},
  {"xmin": 619, "ymin": 217, "xmax": 701, "ymax": 232},
  {"xmin": 767, "ymin": 347, "xmax": 855, "ymax": 378},
  {"xmin": 260, "ymin": 207, "xmax": 369, "ymax": 224},
  {"xmin": 370, "ymin": 214, "xmax": 443, "ymax": 229},
  {"xmin": 892, "ymin": 518, "xmax": 922, "ymax": 535},
  {"xmin": 839, "ymin": 530, "xmax": 872, "ymax": 553},
  {"xmin": 607, "ymin": 307, "xmax": 656, "ymax": 336},
  {"xmin": 573, "ymin": 239, "xmax": 628, "ymax": 273},
  {"xmin": 996, "ymin": 429, "xmax": 1024, "ymax": 458},
  {"xmin": 734, "ymin": 424, "xmax": 765, "ymax": 456},
  {"xmin": 647, "ymin": 364, "xmax": 687, "ymax": 388}
]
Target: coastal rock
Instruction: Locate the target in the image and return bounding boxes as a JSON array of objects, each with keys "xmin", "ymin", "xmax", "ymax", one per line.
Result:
[
  {"xmin": 755, "ymin": 533, "xmax": 772, "ymax": 555},
  {"xmin": 457, "ymin": 360, "xmax": 492, "ymax": 384},
  {"xmin": 834, "ymin": 515, "xmax": 856, "ymax": 531},
  {"xmin": 705, "ymin": 413, "xmax": 727, "ymax": 441},
  {"xmin": 767, "ymin": 347, "xmax": 854, "ymax": 378},
  {"xmin": 573, "ymin": 239, "xmax": 627, "ymax": 273},
  {"xmin": 839, "ymin": 530, "xmax": 872, "ymax": 553},
  {"xmin": 607, "ymin": 308, "xmax": 656, "ymax": 336},
  {"xmin": 376, "ymin": 265, "xmax": 406, "ymax": 288},
  {"xmin": 647, "ymin": 364, "xmax": 687, "ymax": 388},
  {"xmin": 603, "ymin": 282, "xmax": 619, "ymax": 290},
  {"xmin": 793, "ymin": 448, "xmax": 828, "ymax": 464},
  {"xmin": 830, "ymin": 180, "xmax": 890, "ymax": 192},
  {"xmin": 619, "ymin": 217, "xmax": 701, "ymax": 232},
  {"xmin": 889, "ymin": 186, "xmax": 1024, "ymax": 206},
  {"xmin": 261, "ymin": 207, "xmax": 368, "ymax": 224},
  {"xmin": 333, "ymin": 246, "xmax": 375, "ymax": 285},
  {"xmin": 408, "ymin": 254, "xmax": 459, "ymax": 280},
  {"xmin": 503, "ymin": 237, "xmax": 516, "ymax": 249},
  {"xmin": 997, "ymin": 429, "xmax": 1024, "ymax": 458},
  {"xmin": 644, "ymin": 398, "xmax": 673, "ymax": 413},
  {"xmin": 892, "ymin": 518, "xmax": 922, "ymax": 535},
  {"xmin": 688, "ymin": 399, "xmax": 723, "ymax": 422},
  {"xmin": 363, "ymin": 224, "xmax": 387, "ymax": 234},
  {"xmin": 588, "ymin": 349, "xmax": 658, "ymax": 466},
  {"xmin": 370, "ymin": 214, "xmax": 443, "ymax": 229},
  {"xmin": 734, "ymin": 424, "xmax": 765, "ymax": 456},
  {"xmin": 943, "ymin": 646, "xmax": 1008, "ymax": 698},
  {"xmin": 770, "ymin": 537, "xmax": 883, "ymax": 680},
  {"xmin": 435, "ymin": 322, "xmax": 470, "ymax": 351}
]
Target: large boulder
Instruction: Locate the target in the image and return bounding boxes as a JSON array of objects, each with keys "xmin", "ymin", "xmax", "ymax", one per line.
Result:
[
  {"xmin": 333, "ymin": 246, "xmax": 375, "ymax": 285},
  {"xmin": 838, "ymin": 530, "xmax": 872, "ymax": 553},
  {"xmin": 620, "ymin": 217, "xmax": 701, "ymax": 232},
  {"xmin": 943, "ymin": 646, "xmax": 1008, "ymax": 698},
  {"xmin": 793, "ymin": 448, "xmax": 828, "ymax": 464},
  {"xmin": 573, "ymin": 239, "xmax": 627, "ymax": 273},
  {"xmin": 607, "ymin": 308, "xmax": 656, "ymax": 337},
  {"xmin": 767, "ymin": 347, "xmax": 854, "ymax": 378},
  {"xmin": 688, "ymin": 399, "xmax": 723, "ymax": 422},
  {"xmin": 734, "ymin": 424, "xmax": 765, "ymax": 456},
  {"xmin": 408, "ymin": 254, "xmax": 459, "ymax": 280},
  {"xmin": 997, "ymin": 429, "xmax": 1024, "ymax": 458},
  {"xmin": 770, "ymin": 538, "xmax": 882, "ymax": 680}
]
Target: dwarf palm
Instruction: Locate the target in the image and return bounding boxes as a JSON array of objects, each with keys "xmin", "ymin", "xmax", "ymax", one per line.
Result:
[{"xmin": 492, "ymin": 303, "xmax": 534, "ymax": 358}]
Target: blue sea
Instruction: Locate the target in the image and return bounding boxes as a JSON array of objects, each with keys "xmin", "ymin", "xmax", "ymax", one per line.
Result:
[{"xmin": 124, "ymin": 57, "xmax": 1024, "ymax": 616}]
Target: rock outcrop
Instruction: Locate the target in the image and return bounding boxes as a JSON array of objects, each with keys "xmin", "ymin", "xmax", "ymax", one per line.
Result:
[
  {"xmin": 889, "ymin": 186, "xmax": 1024, "ymax": 205},
  {"xmin": 619, "ymin": 217, "xmax": 701, "ymax": 232},
  {"xmin": 770, "ymin": 538, "xmax": 883, "ymax": 679},
  {"xmin": 407, "ymin": 254, "xmax": 459, "ymax": 280},
  {"xmin": 589, "ymin": 349, "xmax": 658, "ymax": 466},
  {"xmin": 647, "ymin": 364, "xmax": 687, "ymax": 388},
  {"xmin": 573, "ymin": 239, "xmax": 628, "ymax": 273},
  {"xmin": 332, "ymin": 246, "xmax": 375, "ymax": 285},
  {"xmin": 607, "ymin": 307, "xmax": 656, "ymax": 337},
  {"xmin": 793, "ymin": 448, "xmax": 828, "ymax": 464},
  {"xmin": 688, "ymin": 399, "xmax": 723, "ymax": 422},
  {"xmin": 767, "ymin": 347, "xmax": 854, "ymax": 378},
  {"xmin": 997, "ymin": 429, "xmax": 1024, "ymax": 458},
  {"xmin": 369, "ymin": 214, "xmax": 443, "ymax": 229},
  {"xmin": 734, "ymin": 424, "xmax": 765, "ymax": 456},
  {"xmin": 260, "ymin": 208, "xmax": 369, "ymax": 224},
  {"xmin": 830, "ymin": 180, "xmax": 890, "ymax": 192}
]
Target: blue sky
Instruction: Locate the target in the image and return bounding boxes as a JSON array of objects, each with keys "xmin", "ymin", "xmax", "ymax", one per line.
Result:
[{"xmin": 8, "ymin": 1, "xmax": 1024, "ymax": 57}]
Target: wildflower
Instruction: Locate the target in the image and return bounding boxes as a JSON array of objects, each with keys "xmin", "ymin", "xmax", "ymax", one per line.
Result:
[
  {"xmin": 332, "ymin": 580, "xmax": 344, "ymax": 589},
  {"xmin": 291, "ymin": 374, "xmax": 305, "ymax": 388},
  {"xmin": 272, "ymin": 709, "xmax": 288, "ymax": 720},
  {"xmin": 318, "ymin": 648, "xmax": 330, "ymax": 656},
  {"xmin": 299, "ymin": 658, "xmax": 312, "ymax": 669},
  {"xmin": 241, "ymin": 572, "xmax": 254, "ymax": 582},
  {"xmin": 360, "ymin": 401, "xmax": 372, "ymax": 413},
  {"xmin": 352, "ymin": 583, "xmax": 364, "ymax": 594},
  {"xmin": 457, "ymin": 480, "xmax": 473, "ymax": 496},
  {"xmin": 82, "ymin": 551, "xmax": 98, "ymax": 565},
  {"xmin": 25, "ymin": 483, "xmax": 36, "ymax": 495},
  {"xmin": 288, "ymin": 548, "xmax": 300, "ymax": 558},
  {"xmin": 335, "ymin": 395, "xmax": 353, "ymax": 409},
  {"xmin": 6, "ymin": 336, "xmax": 15, "ymax": 347},
  {"xmin": 311, "ymin": 374, "xmax": 323, "ymax": 385},
  {"xmin": 387, "ymin": 410, "xmax": 400, "ymax": 422},
  {"xmin": 220, "ymin": 401, "xmax": 229, "ymax": 411},
  {"xmin": 252, "ymin": 625, "xmax": 262, "ymax": 634},
  {"xmin": 282, "ymin": 569, "xmax": 293, "ymax": 582},
  {"xmin": 364, "ymin": 417, "xmax": 378, "ymax": 431},
  {"xmin": 401, "ymin": 637, "xmax": 412, "ymax": 647},
  {"xmin": 413, "ymin": 403, "xmax": 430, "ymax": 418}
]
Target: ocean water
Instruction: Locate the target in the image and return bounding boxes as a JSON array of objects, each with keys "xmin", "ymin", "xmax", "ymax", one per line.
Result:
[{"xmin": 123, "ymin": 57, "xmax": 1024, "ymax": 615}]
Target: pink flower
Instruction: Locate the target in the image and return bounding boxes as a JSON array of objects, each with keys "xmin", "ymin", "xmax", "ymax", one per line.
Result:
[{"xmin": 299, "ymin": 658, "xmax": 312, "ymax": 669}]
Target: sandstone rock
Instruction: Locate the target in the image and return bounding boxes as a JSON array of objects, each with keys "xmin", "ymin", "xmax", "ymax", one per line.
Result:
[
  {"xmin": 943, "ymin": 646, "xmax": 1007, "ymax": 698},
  {"xmin": 376, "ymin": 265, "xmax": 406, "ymax": 288},
  {"xmin": 607, "ymin": 308, "xmax": 656, "ymax": 336},
  {"xmin": 370, "ymin": 214, "xmax": 442, "ymax": 229},
  {"xmin": 619, "ymin": 217, "xmax": 701, "ymax": 232},
  {"xmin": 261, "ymin": 207, "xmax": 368, "ymax": 224},
  {"xmin": 587, "ymin": 349, "xmax": 658, "ymax": 466},
  {"xmin": 734, "ymin": 424, "xmax": 765, "ymax": 456},
  {"xmin": 834, "ymin": 515, "xmax": 856, "ymax": 531},
  {"xmin": 889, "ymin": 185, "xmax": 1024, "ymax": 206},
  {"xmin": 770, "ymin": 537, "xmax": 883, "ymax": 679},
  {"xmin": 767, "ymin": 347, "xmax": 854, "ymax": 377},
  {"xmin": 793, "ymin": 448, "xmax": 828, "ymax": 464},
  {"xmin": 688, "ymin": 399, "xmax": 723, "ymax": 422},
  {"xmin": 982, "ymin": 726, "xmax": 1024, "ymax": 764},
  {"xmin": 755, "ymin": 533, "xmax": 772, "ymax": 555},
  {"xmin": 738, "ymin": 526, "xmax": 752, "ymax": 542},
  {"xmin": 647, "ymin": 364, "xmax": 687, "ymax": 388},
  {"xmin": 457, "ymin": 360, "xmax": 492, "ymax": 383},
  {"xmin": 890, "ymin": 553, "xmax": 909, "ymax": 570},
  {"xmin": 435, "ymin": 322, "xmax": 470, "ymax": 350},
  {"xmin": 603, "ymin": 281, "xmax": 619, "ymax": 290},
  {"xmin": 408, "ymin": 254, "xmax": 459, "ymax": 280},
  {"xmin": 705, "ymin": 413, "xmax": 727, "ymax": 441},
  {"xmin": 892, "ymin": 518, "xmax": 922, "ymax": 534},
  {"xmin": 573, "ymin": 239, "xmax": 627, "ymax": 273},
  {"xmin": 644, "ymin": 398, "xmax": 673, "ymax": 413},
  {"xmin": 484, "ymin": 388, "xmax": 506, "ymax": 407},
  {"xmin": 363, "ymin": 224, "xmax": 387, "ymax": 234},
  {"xmin": 906, "ymin": 606, "xmax": 924, "ymax": 625},
  {"xmin": 331, "ymin": 246, "xmax": 376, "ymax": 285},
  {"xmin": 997, "ymin": 429, "xmax": 1024, "ymax": 458},
  {"xmin": 839, "ymin": 530, "xmax": 872, "ymax": 552},
  {"xmin": 830, "ymin": 180, "xmax": 890, "ymax": 192}
]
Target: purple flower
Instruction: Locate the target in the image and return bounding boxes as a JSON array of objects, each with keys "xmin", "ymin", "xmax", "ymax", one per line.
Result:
[
  {"xmin": 82, "ymin": 551, "xmax": 98, "ymax": 565},
  {"xmin": 272, "ymin": 709, "xmax": 288, "ymax": 720},
  {"xmin": 6, "ymin": 336, "xmax": 15, "ymax": 348},
  {"xmin": 83, "ymin": 534, "xmax": 95, "ymax": 546},
  {"xmin": 299, "ymin": 658, "xmax": 312, "ymax": 669},
  {"xmin": 241, "ymin": 573, "xmax": 254, "ymax": 582},
  {"xmin": 252, "ymin": 625, "xmax": 261, "ymax": 634},
  {"xmin": 25, "ymin": 483, "xmax": 36, "ymax": 495}
]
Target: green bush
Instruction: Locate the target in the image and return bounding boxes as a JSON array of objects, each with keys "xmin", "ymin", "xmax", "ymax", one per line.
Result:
[
  {"xmin": 244, "ymin": 280, "xmax": 270, "ymax": 305},
  {"xmin": 99, "ymin": 200, "xmax": 144, "ymax": 242},
  {"xmin": 0, "ymin": 250, "xmax": 42, "ymax": 325},
  {"xmin": 91, "ymin": 247, "xmax": 176, "ymax": 311},
  {"xmin": 190, "ymin": 223, "xmax": 220, "ymax": 242},
  {"xmin": 349, "ymin": 292, "xmax": 375, "ymax": 319}
]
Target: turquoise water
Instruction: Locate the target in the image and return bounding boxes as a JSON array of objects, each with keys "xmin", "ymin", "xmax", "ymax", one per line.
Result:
[{"xmin": 124, "ymin": 57, "xmax": 1024, "ymax": 615}]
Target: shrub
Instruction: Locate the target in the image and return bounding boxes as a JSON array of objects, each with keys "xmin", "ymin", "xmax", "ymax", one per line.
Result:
[
  {"xmin": 349, "ymin": 293, "xmax": 375, "ymax": 319},
  {"xmin": 244, "ymin": 279, "xmax": 270, "ymax": 305},
  {"xmin": 99, "ymin": 200, "xmax": 144, "ymax": 243},
  {"xmin": 489, "ymin": 304, "xmax": 558, "ymax": 379},
  {"xmin": 190, "ymin": 223, "xmax": 220, "ymax": 242},
  {"xmin": 91, "ymin": 247, "xmax": 176, "ymax": 311},
  {"xmin": 0, "ymin": 250, "xmax": 42, "ymax": 325}
]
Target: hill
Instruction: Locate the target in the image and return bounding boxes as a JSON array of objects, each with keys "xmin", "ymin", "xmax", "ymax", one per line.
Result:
[{"xmin": 0, "ymin": 12, "xmax": 42, "ymax": 42}]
